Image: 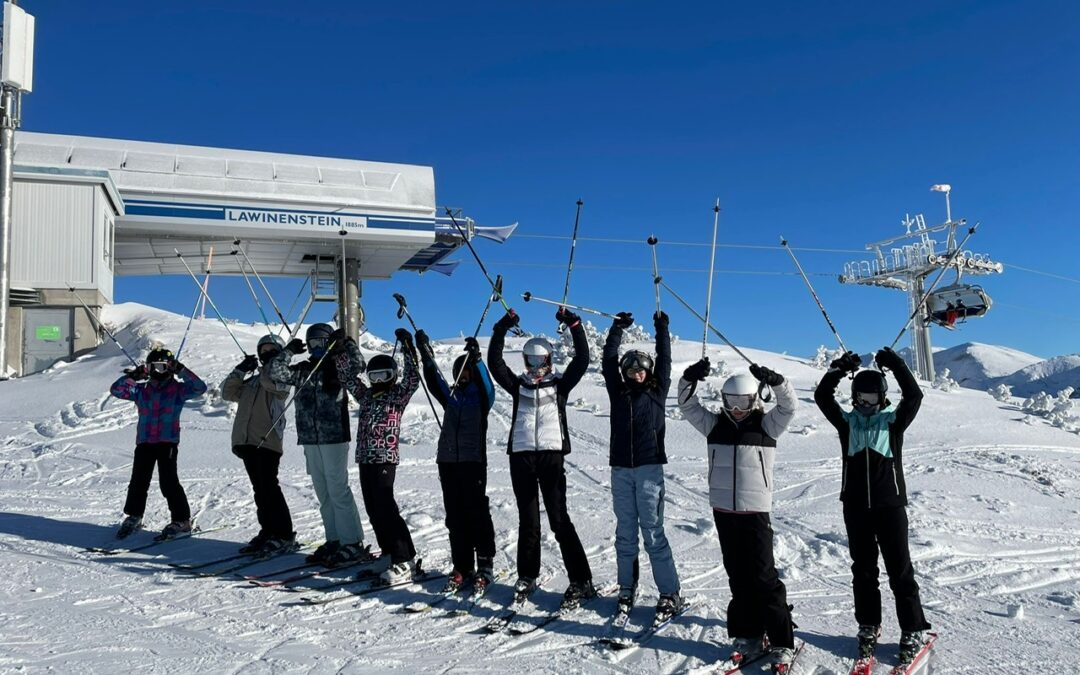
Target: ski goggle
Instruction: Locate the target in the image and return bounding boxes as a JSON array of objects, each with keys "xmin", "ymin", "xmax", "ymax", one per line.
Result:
[
  {"xmin": 307, "ymin": 337, "xmax": 328, "ymax": 352},
  {"xmin": 621, "ymin": 354, "xmax": 653, "ymax": 375},
  {"xmin": 148, "ymin": 361, "xmax": 171, "ymax": 374},
  {"xmin": 524, "ymin": 354, "xmax": 549, "ymax": 369},
  {"xmin": 722, "ymin": 392, "xmax": 756, "ymax": 411},
  {"xmin": 368, "ymin": 368, "xmax": 395, "ymax": 384},
  {"xmin": 853, "ymin": 391, "xmax": 881, "ymax": 407}
]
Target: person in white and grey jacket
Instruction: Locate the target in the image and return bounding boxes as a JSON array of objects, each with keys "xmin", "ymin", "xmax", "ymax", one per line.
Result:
[{"xmin": 678, "ymin": 358, "xmax": 798, "ymax": 671}]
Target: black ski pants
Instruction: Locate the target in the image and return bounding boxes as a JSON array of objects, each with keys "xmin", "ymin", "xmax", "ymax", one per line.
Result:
[
  {"xmin": 439, "ymin": 462, "xmax": 496, "ymax": 574},
  {"xmin": 713, "ymin": 511, "xmax": 794, "ymax": 649},
  {"xmin": 359, "ymin": 463, "xmax": 415, "ymax": 564},
  {"xmin": 124, "ymin": 442, "xmax": 191, "ymax": 522},
  {"xmin": 509, "ymin": 451, "xmax": 592, "ymax": 584},
  {"xmin": 235, "ymin": 445, "xmax": 294, "ymax": 539},
  {"xmin": 843, "ymin": 504, "xmax": 931, "ymax": 632}
]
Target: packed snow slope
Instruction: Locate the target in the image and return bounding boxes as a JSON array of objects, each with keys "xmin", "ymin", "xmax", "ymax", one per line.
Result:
[
  {"xmin": 930, "ymin": 342, "xmax": 1042, "ymax": 389},
  {"xmin": 1, "ymin": 303, "xmax": 1078, "ymax": 673}
]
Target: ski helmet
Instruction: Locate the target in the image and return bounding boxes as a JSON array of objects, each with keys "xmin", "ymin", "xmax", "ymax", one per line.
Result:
[
  {"xmin": 257, "ymin": 334, "xmax": 285, "ymax": 364},
  {"xmin": 721, "ymin": 373, "xmax": 759, "ymax": 417},
  {"xmin": 522, "ymin": 338, "xmax": 553, "ymax": 377},
  {"xmin": 619, "ymin": 350, "xmax": 654, "ymax": 381},
  {"xmin": 851, "ymin": 369, "xmax": 888, "ymax": 415},
  {"xmin": 366, "ymin": 354, "xmax": 398, "ymax": 385},
  {"xmin": 306, "ymin": 323, "xmax": 334, "ymax": 358},
  {"xmin": 452, "ymin": 354, "xmax": 472, "ymax": 382},
  {"xmin": 145, "ymin": 347, "xmax": 175, "ymax": 379}
]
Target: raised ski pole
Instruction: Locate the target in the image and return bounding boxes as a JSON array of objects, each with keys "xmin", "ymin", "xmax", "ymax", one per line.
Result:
[
  {"xmin": 176, "ymin": 248, "xmax": 215, "ymax": 360},
  {"xmin": 647, "ymin": 235, "xmax": 662, "ymax": 315},
  {"xmin": 233, "ymin": 239, "xmax": 291, "ymax": 329},
  {"xmin": 197, "ymin": 247, "xmax": 215, "ymax": 320},
  {"xmin": 392, "ymin": 293, "xmax": 443, "ymax": 430},
  {"xmin": 657, "ymin": 279, "xmax": 754, "ymax": 365},
  {"xmin": 448, "ymin": 274, "xmax": 503, "ymax": 400},
  {"xmin": 282, "ymin": 276, "xmax": 309, "ymax": 337},
  {"xmin": 702, "ymin": 200, "xmax": 721, "ymax": 359},
  {"xmin": 65, "ymin": 284, "xmax": 139, "ymax": 367},
  {"xmin": 174, "ymin": 250, "xmax": 249, "ymax": 356},
  {"xmin": 561, "ymin": 199, "xmax": 584, "ymax": 305},
  {"xmin": 444, "ymin": 207, "xmax": 523, "ymax": 336},
  {"xmin": 780, "ymin": 237, "xmax": 849, "ymax": 353},
  {"xmin": 521, "ymin": 291, "xmax": 618, "ymax": 320},
  {"xmin": 231, "ymin": 248, "xmax": 275, "ymax": 334},
  {"xmin": 889, "ymin": 224, "xmax": 979, "ymax": 350}
]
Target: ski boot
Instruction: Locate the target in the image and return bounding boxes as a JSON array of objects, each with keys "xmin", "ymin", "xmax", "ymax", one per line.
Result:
[
  {"xmin": 511, "ymin": 577, "xmax": 538, "ymax": 604},
  {"xmin": 325, "ymin": 542, "xmax": 369, "ymax": 567},
  {"xmin": 727, "ymin": 636, "xmax": 767, "ymax": 668},
  {"xmin": 770, "ymin": 646, "xmax": 796, "ymax": 674},
  {"xmin": 304, "ymin": 539, "xmax": 339, "ymax": 563},
  {"xmin": 897, "ymin": 631, "xmax": 929, "ymax": 666},
  {"xmin": 559, "ymin": 579, "xmax": 597, "ymax": 611},
  {"xmin": 615, "ymin": 588, "xmax": 635, "ymax": 616},
  {"xmin": 441, "ymin": 569, "xmax": 468, "ymax": 594},
  {"xmin": 257, "ymin": 533, "xmax": 297, "ymax": 557},
  {"xmin": 472, "ymin": 567, "xmax": 495, "ymax": 598},
  {"xmin": 156, "ymin": 519, "xmax": 191, "ymax": 541},
  {"xmin": 379, "ymin": 558, "xmax": 418, "ymax": 584},
  {"xmin": 654, "ymin": 593, "xmax": 685, "ymax": 625},
  {"xmin": 116, "ymin": 515, "xmax": 142, "ymax": 540},
  {"xmin": 857, "ymin": 624, "xmax": 881, "ymax": 658}
]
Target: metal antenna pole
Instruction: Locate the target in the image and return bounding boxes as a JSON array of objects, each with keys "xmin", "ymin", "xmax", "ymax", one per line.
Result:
[
  {"xmin": 647, "ymin": 236, "xmax": 662, "ymax": 315},
  {"xmin": 65, "ymin": 284, "xmax": 139, "ymax": 367},
  {"xmin": 780, "ymin": 237, "xmax": 848, "ymax": 353},
  {"xmin": 174, "ymin": 250, "xmax": 248, "ymax": 356},
  {"xmin": 233, "ymin": 239, "xmax": 290, "ymax": 329},
  {"xmin": 561, "ymin": 199, "xmax": 584, "ymax": 305},
  {"xmin": 658, "ymin": 279, "xmax": 754, "ymax": 365},
  {"xmin": 521, "ymin": 291, "xmax": 618, "ymax": 319},
  {"xmin": 889, "ymin": 224, "xmax": 979, "ymax": 350},
  {"xmin": 232, "ymin": 249, "xmax": 274, "ymax": 333},
  {"xmin": 702, "ymin": 200, "xmax": 721, "ymax": 359}
]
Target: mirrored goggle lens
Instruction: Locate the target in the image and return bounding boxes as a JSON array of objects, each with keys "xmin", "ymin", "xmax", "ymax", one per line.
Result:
[
  {"xmin": 722, "ymin": 393, "xmax": 755, "ymax": 411},
  {"xmin": 524, "ymin": 354, "xmax": 548, "ymax": 368},
  {"xmin": 624, "ymin": 366, "xmax": 646, "ymax": 376},
  {"xmin": 368, "ymin": 369, "xmax": 395, "ymax": 384},
  {"xmin": 259, "ymin": 346, "xmax": 280, "ymax": 358},
  {"xmin": 854, "ymin": 391, "xmax": 881, "ymax": 406},
  {"xmin": 148, "ymin": 362, "xmax": 170, "ymax": 373},
  {"xmin": 307, "ymin": 338, "xmax": 328, "ymax": 350}
]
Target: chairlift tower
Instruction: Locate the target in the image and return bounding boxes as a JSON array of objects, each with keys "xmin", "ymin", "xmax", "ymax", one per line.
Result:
[{"xmin": 838, "ymin": 185, "xmax": 1003, "ymax": 381}]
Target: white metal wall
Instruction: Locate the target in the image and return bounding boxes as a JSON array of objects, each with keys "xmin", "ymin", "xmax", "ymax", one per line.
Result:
[{"xmin": 10, "ymin": 180, "xmax": 98, "ymax": 289}]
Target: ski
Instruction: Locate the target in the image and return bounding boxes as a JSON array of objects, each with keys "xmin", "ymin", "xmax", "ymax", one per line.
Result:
[
  {"xmin": 85, "ymin": 525, "xmax": 229, "ymax": 556},
  {"xmin": 603, "ymin": 600, "xmax": 695, "ymax": 650},
  {"xmin": 717, "ymin": 647, "xmax": 772, "ymax": 674},
  {"xmin": 848, "ymin": 656, "xmax": 874, "ymax": 675},
  {"xmin": 173, "ymin": 542, "xmax": 304, "ymax": 578},
  {"xmin": 506, "ymin": 583, "xmax": 614, "ymax": 636},
  {"xmin": 481, "ymin": 576, "xmax": 547, "ymax": 633},
  {"xmin": 596, "ymin": 605, "xmax": 634, "ymax": 647},
  {"xmin": 888, "ymin": 633, "xmax": 937, "ymax": 675},
  {"xmin": 169, "ymin": 550, "xmax": 254, "ymax": 571},
  {"xmin": 246, "ymin": 551, "xmax": 382, "ymax": 588},
  {"xmin": 288, "ymin": 562, "xmax": 442, "ymax": 607}
]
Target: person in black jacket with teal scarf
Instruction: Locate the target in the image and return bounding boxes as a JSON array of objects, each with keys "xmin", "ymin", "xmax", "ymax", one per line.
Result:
[{"xmin": 814, "ymin": 347, "xmax": 931, "ymax": 664}]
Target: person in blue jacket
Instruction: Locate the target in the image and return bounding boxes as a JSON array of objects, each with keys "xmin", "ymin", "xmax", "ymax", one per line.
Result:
[{"xmin": 415, "ymin": 331, "xmax": 498, "ymax": 597}]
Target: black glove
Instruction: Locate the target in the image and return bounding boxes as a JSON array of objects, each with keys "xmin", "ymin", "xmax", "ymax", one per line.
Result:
[
  {"xmin": 414, "ymin": 329, "xmax": 435, "ymax": 361},
  {"xmin": 285, "ymin": 338, "xmax": 306, "ymax": 355},
  {"xmin": 830, "ymin": 350, "xmax": 861, "ymax": 373},
  {"xmin": 875, "ymin": 347, "xmax": 905, "ymax": 371},
  {"xmin": 327, "ymin": 328, "xmax": 347, "ymax": 351},
  {"xmin": 683, "ymin": 358, "xmax": 711, "ymax": 382},
  {"xmin": 124, "ymin": 364, "xmax": 148, "ymax": 380},
  {"xmin": 556, "ymin": 307, "xmax": 581, "ymax": 326},
  {"xmin": 749, "ymin": 363, "xmax": 784, "ymax": 386},
  {"xmin": 464, "ymin": 336, "xmax": 481, "ymax": 362},
  {"xmin": 653, "ymin": 311, "xmax": 669, "ymax": 329},
  {"xmin": 394, "ymin": 327, "xmax": 413, "ymax": 345},
  {"xmin": 613, "ymin": 312, "xmax": 634, "ymax": 329},
  {"xmin": 237, "ymin": 354, "xmax": 259, "ymax": 373},
  {"xmin": 171, "ymin": 361, "xmax": 185, "ymax": 374},
  {"xmin": 494, "ymin": 310, "xmax": 520, "ymax": 332}
]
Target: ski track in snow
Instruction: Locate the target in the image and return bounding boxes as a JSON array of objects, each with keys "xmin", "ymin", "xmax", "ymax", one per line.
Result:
[{"xmin": 0, "ymin": 304, "xmax": 1078, "ymax": 672}]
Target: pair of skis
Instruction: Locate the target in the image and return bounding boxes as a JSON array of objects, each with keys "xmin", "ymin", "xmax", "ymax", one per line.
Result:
[
  {"xmin": 243, "ymin": 549, "xmax": 383, "ymax": 588},
  {"xmin": 169, "ymin": 541, "xmax": 304, "ymax": 577},
  {"xmin": 716, "ymin": 641, "xmax": 805, "ymax": 674},
  {"xmin": 84, "ymin": 524, "xmax": 230, "ymax": 556},
  {"xmin": 484, "ymin": 582, "xmax": 615, "ymax": 636},
  {"xmin": 598, "ymin": 599, "xmax": 695, "ymax": 651},
  {"xmin": 849, "ymin": 632, "xmax": 937, "ymax": 675},
  {"xmin": 402, "ymin": 570, "xmax": 505, "ymax": 615},
  {"xmin": 286, "ymin": 559, "xmax": 445, "ymax": 607}
]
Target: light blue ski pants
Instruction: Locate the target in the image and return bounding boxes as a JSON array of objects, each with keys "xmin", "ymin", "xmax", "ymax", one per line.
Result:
[
  {"xmin": 611, "ymin": 464, "xmax": 680, "ymax": 596},
  {"xmin": 304, "ymin": 443, "xmax": 365, "ymax": 546}
]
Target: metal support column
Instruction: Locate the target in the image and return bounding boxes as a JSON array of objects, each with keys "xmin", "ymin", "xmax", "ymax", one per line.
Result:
[
  {"xmin": 908, "ymin": 277, "xmax": 935, "ymax": 381},
  {"xmin": 0, "ymin": 87, "xmax": 17, "ymax": 379},
  {"xmin": 337, "ymin": 257, "xmax": 361, "ymax": 341}
]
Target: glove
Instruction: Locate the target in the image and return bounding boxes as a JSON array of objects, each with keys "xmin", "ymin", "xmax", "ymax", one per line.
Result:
[
  {"xmin": 556, "ymin": 307, "xmax": 581, "ymax": 326},
  {"xmin": 285, "ymin": 338, "xmax": 306, "ymax": 355},
  {"xmin": 464, "ymin": 336, "xmax": 481, "ymax": 362},
  {"xmin": 749, "ymin": 363, "xmax": 784, "ymax": 386},
  {"xmin": 415, "ymin": 329, "xmax": 435, "ymax": 361},
  {"xmin": 683, "ymin": 358, "xmax": 711, "ymax": 382},
  {"xmin": 875, "ymin": 347, "xmax": 905, "ymax": 371},
  {"xmin": 124, "ymin": 364, "xmax": 148, "ymax": 380},
  {"xmin": 494, "ymin": 310, "xmax": 520, "ymax": 332},
  {"xmin": 830, "ymin": 351, "xmax": 861, "ymax": 373},
  {"xmin": 653, "ymin": 311, "xmax": 669, "ymax": 329},
  {"xmin": 327, "ymin": 328, "xmax": 348, "ymax": 352},
  {"xmin": 612, "ymin": 312, "xmax": 634, "ymax": 329},
  {"xmin": 237, "ymin": 354, "xmax": 259, "ymax": 373},
  {"xmin": 171, "ymin": 361, "xmax": 185, "ymax": 374},
  {"xmin": 394, "ymin": 327, "xmax": 413, "ymax": 345}
]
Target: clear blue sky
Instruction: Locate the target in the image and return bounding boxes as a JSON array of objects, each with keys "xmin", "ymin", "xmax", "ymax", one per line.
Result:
[{"xmin": 22, "ymin": 1, "xmax": 1080, "ymax": 359}]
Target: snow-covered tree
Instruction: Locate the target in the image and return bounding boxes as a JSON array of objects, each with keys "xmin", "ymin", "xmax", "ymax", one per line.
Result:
[
  {"xmin": 987, "ymin": 383, "xmax": 1013, "ymax": 402},
  {"xmin": 932, "ymin": 368, "xmax": 960, "ymax": 392},
  {"xmin": 810, "ymin": 345, "xmax": 842, "ymax": 370}
]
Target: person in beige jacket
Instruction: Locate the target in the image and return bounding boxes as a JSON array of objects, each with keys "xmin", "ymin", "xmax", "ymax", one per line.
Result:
[{"xmin": 221, "ymin": 334, "xmax": 294, "ymax": 555}]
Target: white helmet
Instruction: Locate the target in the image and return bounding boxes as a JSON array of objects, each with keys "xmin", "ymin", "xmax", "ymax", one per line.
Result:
[
  {"xmin": 721, "ymin": 373, "xmax": 759, "ymax": 412},
  {"xmin": 522, "ymin": 337, "xmax": 553, "ymax": 376}
]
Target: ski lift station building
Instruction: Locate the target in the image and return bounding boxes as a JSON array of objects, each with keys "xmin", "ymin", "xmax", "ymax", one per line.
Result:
[{"xmin": 2, "ymin": 131, "xmax": 488, "ymax": 377}]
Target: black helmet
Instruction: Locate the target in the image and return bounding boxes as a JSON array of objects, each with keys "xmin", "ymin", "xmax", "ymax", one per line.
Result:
[
  {"xmin": 366, "ymin": 354, "xmax": 398, "ymax": 385},
  {"xmin": 145, "ymin": 348, "xmax": 175, "ymax": 379},
  {"xmin": 619, "ymin": 350, "xmax": 654, "ymax": 379},
  {"xmin": 851, "ymin": 369, "xmax": 888, "ymax": 414},
  {"xmin": 306, "ymin": 323, "xmax": 334, "ymax": 357},
  {"xmin": 452, "ymin": 354, "xmax": 471, "ymax": 381}
]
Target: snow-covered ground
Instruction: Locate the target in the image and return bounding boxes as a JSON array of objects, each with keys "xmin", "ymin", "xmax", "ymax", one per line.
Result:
[{"xmin": 1, "ymin": 304, "xmax": 1078, "ymax": 673}]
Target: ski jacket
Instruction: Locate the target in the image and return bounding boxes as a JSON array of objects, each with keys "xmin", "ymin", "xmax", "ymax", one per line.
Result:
[
  {"xmin": 110, "ymin": 366, "xmax": 207, "ymax": 444},
  {"xmin": 678, "ymin": 376, "xmax": 796, "ymax": 513},
  {"xmin": 421, "ymin": 353, "xmax": 496, "ymax": 464},
  {"xmin": 336, "ymin": 340, "xmax": 419, "ymax": 465},
  {"xmin": 602, "ymin": 322, "xmax": 671, "ymax": 468},
  {"xmin": 487, "ymin": 320, "xmax": 589, "ymax": 454},
  {"xmin": 221, "ymin": 364, "xmax": 290, "ymax": 455},
  {"xmin": 814, "ymin": 361, "xmax": 923, "ymax": 508},
  {"xmin": 269, "ymin": 350, "xmax": 357, "ymax": 445}
]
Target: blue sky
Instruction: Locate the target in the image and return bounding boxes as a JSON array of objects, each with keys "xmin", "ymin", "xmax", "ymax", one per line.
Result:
[{"xmin": 22, "ymin": 1, "xmax": 1080, "ymax": 359}]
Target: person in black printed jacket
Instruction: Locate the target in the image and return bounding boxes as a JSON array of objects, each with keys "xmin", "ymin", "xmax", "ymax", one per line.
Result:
[
  {"xmin": 336, "ymin": 328, "xmax": 420, "ymax": 584},
  {"xmin": 488, "ymin": 307, "xmax": 596, "ymax": 606},
  {"xmin": 814, "ymin": 347, "xmax": 931, "ymax": 664}
]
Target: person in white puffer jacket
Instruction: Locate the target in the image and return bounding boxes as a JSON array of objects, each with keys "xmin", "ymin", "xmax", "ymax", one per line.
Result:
[{"xmin": 678, "ymin": 358, "xmax": 798, "ymax": 672}]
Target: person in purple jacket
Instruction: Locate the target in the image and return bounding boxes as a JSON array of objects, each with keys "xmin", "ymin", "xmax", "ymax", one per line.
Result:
[{"xmin": 109, "ymin": 346, "xmax": 207, "ymax": 540}]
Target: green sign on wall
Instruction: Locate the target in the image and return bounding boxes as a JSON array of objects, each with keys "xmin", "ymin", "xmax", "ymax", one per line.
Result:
[{"xmin": 35, "ymin": 325, "xmax": 62, "ymax": 341}]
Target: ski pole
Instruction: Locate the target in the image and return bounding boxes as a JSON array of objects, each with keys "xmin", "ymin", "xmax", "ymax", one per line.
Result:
[
  {"xmin": 255, "ymin": 337, "xmax": 341, "ymax": 450},
  {"xmin": 177, "ymin": 247, "xmax": 215, "ymax": 360},
  {"xmin": 174, "ymin": 250, "xmax": 249, "ymax": 356},
  {"xmin": 701, "ymin": 200, "xmax": 721, "ymax": 360},
  {"xmin": 657, "ymin": 279, "xmax": 754, "ymax": 365},
  {"xmin": 282, "ymin": 276, "xmax": 309, "ymax": 339},
  {"xmin": 443, "ymin": 208, "xmax": 511, "ymax": 312},
  {"xmin": 65, "ymin": 284, "xmax": 139, "ymax": 367},
  {"xmin": 197, "ymin": 247, "xmax": 215, "ymax": 320},
  {"xmin": 521, "ymin": 291, "xmax": 618, "ymax": 320},
  {"xmin": 447, "ymin": 275, "xmax": 503, "ymax": 401},
  {"xmin": 647, "ymin": 235, "xmax": 662, "ymax": 315},
  {"xmin": 231, "ymin": 248, "xmax": 275, "ymax": 334},
  {"xmin": 391, "ymin": 293, "xmax": 443, "ymax": 430},
  {"xmin": 780, "ymin": 237, "xmax": 849, "ymax": 353},
  {"xmin": 889, "ymin": 224, "xmax": 979, "ymax": 350},
  {"xmin": 561, "ymin": 199, "xmax": 584, "ymax": 305},
  {"xmin": 233, "ymin": 239, "xmax": 291, "ymax": 329}
]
